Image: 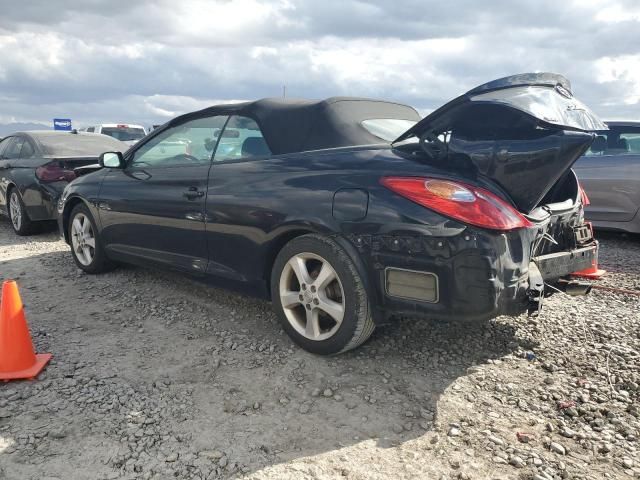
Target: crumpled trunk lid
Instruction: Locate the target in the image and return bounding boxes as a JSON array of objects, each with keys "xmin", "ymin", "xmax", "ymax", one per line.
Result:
[{"xmin": 395, "ymin": 73, "xmax": 607, "ymax": 213}]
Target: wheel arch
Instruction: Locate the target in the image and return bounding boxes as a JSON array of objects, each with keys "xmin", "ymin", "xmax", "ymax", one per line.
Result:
[
  {"xmin": 5, "ymin": 181, "xmax": 21, "ymax": 200},
  {"xmin": 263, "ymin": 228, "xmax": 317, "ymax": 295},
  {"xmin": 61, "ymin": 196, "xmax": 91, "ymax": 243},
  {"xmin": 4, "ymin": 182, "xmax": 16, "ymax": 212},
  {"xmin": 6, "ymin": 182, "xmax": 26, "ymax": 216},
  {"xmin": 262, "ymin": 224, "xmax": 375, "ymax": 308}
]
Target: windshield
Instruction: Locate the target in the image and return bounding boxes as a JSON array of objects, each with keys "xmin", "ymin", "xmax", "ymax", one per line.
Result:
[
  {"xmin": 38, "ymin": 134, "xmax": 125, "ymax": 156},
  {"xmin": 101, "ymin": 127, "xmax": 146, "ymax": 142},
  {"xmin": 361, "ymin": 118, "xmax": 417, "ymax": 142}
]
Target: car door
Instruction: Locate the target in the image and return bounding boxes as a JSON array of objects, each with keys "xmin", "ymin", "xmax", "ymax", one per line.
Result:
[
  {"xmin": 204, "ymin": 115, "xmax": 276, "ymax": 283},
  {"xmin": 574, "ymin": 127, "xmax": 640, "ymax": 222},
  {"xmin": 98, "ymin": 115, "xmax": 228, "ymax": 273}
]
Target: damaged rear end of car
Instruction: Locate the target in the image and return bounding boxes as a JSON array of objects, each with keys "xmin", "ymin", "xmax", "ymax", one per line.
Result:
[{"xmin": 375, "ymin": 73, "xmax": 605, "ymax": 321}]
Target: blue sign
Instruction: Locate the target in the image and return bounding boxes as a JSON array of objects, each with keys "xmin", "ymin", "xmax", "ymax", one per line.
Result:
[{"xmin": 53, "ymin": 118, "xmax": 72, "ymax": 131}]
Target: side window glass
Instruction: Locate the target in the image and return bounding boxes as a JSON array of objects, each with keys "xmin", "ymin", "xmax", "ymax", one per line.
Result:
[
  {"xmin": 587, "ymin": 130, "xmax": 640, "ymax": 156},
  {"xmin": 0, "ymin": 137, "xmax": 12, "ymax": 158},
  {"xmin": 213, "ymin": 116, "xmax": 271, "ymax": 161},
  {"xmin": 619, "ymin": 132, "xmax": 640, "ymax": 154},
  {"xmin": 19, "ymin": 141, "xmax": 35, "ymax": 159},
  {"xmin": 4, "ymin": 137, "xmax": 24, "ymax": 159},
  {"xmin": 87, "ymin": 127, "xmax": 95, "ymax": 133},
  {"xmin": 131, "ymin": 116, "xmax": 228, "ymax": 168},
  {"xmin": 585, "ymin": 134, "xmax": 607, "ymax": 156}
]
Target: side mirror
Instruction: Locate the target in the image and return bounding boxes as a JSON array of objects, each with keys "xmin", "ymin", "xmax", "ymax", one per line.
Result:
[{"xmin": 100, "ymin": 151, "xmax": 124, "ymax": 168}]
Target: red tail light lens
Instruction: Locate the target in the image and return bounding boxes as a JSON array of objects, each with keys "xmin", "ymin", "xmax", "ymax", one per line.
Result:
[
  {"xmin": 579, "ymin": 184, "xmax": 590, "ymax": 207},
  {"xmin": 381, "ymin": 177, "xmax": 533, "ymax": 231},
  {"xmin": 35, "ymin": 162, "xmax": 76, "ymax": 183}
]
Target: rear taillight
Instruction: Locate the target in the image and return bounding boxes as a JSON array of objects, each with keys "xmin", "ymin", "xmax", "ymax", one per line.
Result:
[
  {"xmin": 381, "ymin": 177, "xmax": 533, "ymax": 231},
  {"xmin": 579, "ymin": 184, "xmax": 590, "ymax": 207},
  {"xmin": 35, "ymin": 162, "xmax": 76, "ymax": 183}
]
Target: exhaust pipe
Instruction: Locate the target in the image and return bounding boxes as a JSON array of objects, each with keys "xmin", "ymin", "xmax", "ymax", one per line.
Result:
[{"xmin": 564, "ymin": 281, "xmax": 592, "ymax": 296}]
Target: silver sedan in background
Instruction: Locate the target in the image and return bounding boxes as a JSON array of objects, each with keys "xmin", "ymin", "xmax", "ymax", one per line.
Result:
[{"xmin": 574, "ymin": 121, "xmax": 640, "ymax": 234}]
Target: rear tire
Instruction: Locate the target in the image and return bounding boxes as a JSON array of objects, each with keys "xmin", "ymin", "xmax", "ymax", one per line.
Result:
[
  {"xmin": 68, "ymin": 203, "xmax": 114, "ymax": 274},
  {"xmin": 271, "ymin": 234, "xmax": 375, "ymax": 355},
  {"xmin": 8, "ymin": 188, "xmax": 36, "ymax": 236}
]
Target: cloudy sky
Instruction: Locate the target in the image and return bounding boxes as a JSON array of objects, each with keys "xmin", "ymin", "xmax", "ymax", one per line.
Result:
[{"xmin": 0, "ymin": 0, "xmax": 639, "ymax": 128}]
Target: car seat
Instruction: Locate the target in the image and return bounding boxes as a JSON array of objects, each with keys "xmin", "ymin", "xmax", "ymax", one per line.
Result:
[
  {"xmin": 590, "ymin": 135, "xmax": 606, "ymax": 154},
  {"xmin": 241, "ymin": 137, "xmax": 271, "ymax": 157},
  {"xmin": 613, "ymin": 137, "xmax": 630, "ymax": 152}
]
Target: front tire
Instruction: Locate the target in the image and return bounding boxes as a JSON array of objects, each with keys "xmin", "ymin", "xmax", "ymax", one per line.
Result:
[
  {"xmin": 8, "ymin": 189, "xmax": 36, "ymax": 236},
  {"xmin": 68, "ymin": 203, "xmax": 114, "ymax": 273},
  {"xmin": 271, "ymin": 234, "xmax": 375, "ymax": 355}
]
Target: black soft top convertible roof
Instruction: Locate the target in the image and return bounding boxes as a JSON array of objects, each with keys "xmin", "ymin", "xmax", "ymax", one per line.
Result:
[{"xmin": 169, "ymin": 97, "xmax": 421, "ymax": 155}]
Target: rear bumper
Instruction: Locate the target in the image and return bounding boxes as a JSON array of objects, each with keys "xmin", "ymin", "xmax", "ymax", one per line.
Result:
[
  {"xmin": 349, "ymin": 227, "xmax": 537, "ymax": 323},
  {"xmin": 349, "ymin": 227, "xmax": 598, "ymax": 324},
  {"xmin": 533, "ymin": 245, "xmax": 597, "ymax": 280}
]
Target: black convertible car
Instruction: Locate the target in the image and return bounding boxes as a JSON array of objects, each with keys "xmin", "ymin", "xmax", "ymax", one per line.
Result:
[
  {"xmin": 0, "ymin": 131, "xmax": 126, "ymax": 235},
  {"xmin": 58, "ymin": 73, "xmax": 604, "ymax": 354}
]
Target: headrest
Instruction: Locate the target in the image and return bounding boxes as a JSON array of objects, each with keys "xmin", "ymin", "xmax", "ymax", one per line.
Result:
[
  {"xmin": 590, "ymin": 135, "xmax": 606, "ymax": 153},
  {"xmin": 614, "ymin": 137, "xmax": 629, "ymax": 151},
  {"xmin": 241, "ymin": 137, "xmax": 270, "ymax": 157}
]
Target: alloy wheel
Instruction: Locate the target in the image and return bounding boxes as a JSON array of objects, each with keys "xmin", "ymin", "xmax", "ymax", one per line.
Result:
[
  {"xmin": 71, "ymin": 213, "xmax": 96, "ymax": 266},
  {"xmin": 9, "ymin": 192, "xmax": 22, "ymax": 231},
  {"xmin": 278, "ymin": 252, "xmax": 345, "ymax": 341}
]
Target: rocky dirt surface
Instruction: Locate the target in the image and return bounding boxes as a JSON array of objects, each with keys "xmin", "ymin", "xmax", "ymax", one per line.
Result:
[{"xmin": 0, "ymin": 218, "xmax": 638, "ymax": 480}]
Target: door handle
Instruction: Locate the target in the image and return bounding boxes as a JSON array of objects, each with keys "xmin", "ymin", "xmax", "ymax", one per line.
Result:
[{"xmin": 183, "ymin": 187, "xmax": 204, "ymax": 200}]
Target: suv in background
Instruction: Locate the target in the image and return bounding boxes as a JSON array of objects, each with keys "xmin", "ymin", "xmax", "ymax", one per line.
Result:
[{"xmin": 81, "ymin": 124, "xmax": 147, "ymax": 146}]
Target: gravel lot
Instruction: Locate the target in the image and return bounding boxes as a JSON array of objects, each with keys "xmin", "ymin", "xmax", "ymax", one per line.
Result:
[{"xmin": 0, "ymin": 217, "xmax": 638, "ymax": 480}]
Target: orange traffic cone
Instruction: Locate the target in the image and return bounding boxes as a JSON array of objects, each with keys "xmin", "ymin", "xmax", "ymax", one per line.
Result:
[
  {"xmin": 0, "ymin": 280, "xmax": 51, "ymax": 381},
  {"xmin": 571, "ymin": 249, "xmax": 606, "ymax": 280}
]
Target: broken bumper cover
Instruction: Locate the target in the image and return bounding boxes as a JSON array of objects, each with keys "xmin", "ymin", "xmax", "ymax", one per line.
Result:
[
  {"xmin": 348, "ymin": 228, "xmax": 538, "ymax": 323},
  {"xmin": 348, "ymin": 229, "xmax": 598, "ymax": 324}
]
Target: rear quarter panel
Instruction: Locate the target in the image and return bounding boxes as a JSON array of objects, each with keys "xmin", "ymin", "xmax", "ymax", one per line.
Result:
[
  {"xmin": 204, "ymin": 147, "xmax": 466, "ymax": 288},
  {"xmin": 0, "ymin": 157, "xmax": 56, "ymax": 220}
]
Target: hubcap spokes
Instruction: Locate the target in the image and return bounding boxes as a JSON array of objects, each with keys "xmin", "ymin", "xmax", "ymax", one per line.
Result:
[
  {"xmin": 279, "ymin": 252, "xmax": 345, "ymax": 341},
  {"xmin": 71, "ymin": 213, "xmax": 96, "ymax": 266},
  {"xmin": 9, "ymin": 193, "xmax": 21, "ymax": 230}
]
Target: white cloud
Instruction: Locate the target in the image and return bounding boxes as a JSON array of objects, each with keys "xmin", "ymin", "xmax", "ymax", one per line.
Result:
[
  {"xmin": 595, "ymin": 4, "xmax": 640, "ymax": 23},
  {"xmin": 307, "ymin": 37, "xmax": 468, "ymax": 95},
  {"xmin": 595, "ymin": 54, "xmax": 640, "ymax": 105},
  {"xmin": 0, "ymin": 0, "xmax": 638, "ymax": 126}
]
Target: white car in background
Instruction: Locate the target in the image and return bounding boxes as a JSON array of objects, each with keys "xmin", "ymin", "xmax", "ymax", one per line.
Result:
[{"xmin": 81, "ymin": 124, "xmax": 147, "ymax": 146}]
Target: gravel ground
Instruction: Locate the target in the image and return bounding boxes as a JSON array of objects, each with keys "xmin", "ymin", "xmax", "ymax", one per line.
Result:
[{"xmin": 0, "ymin": 218, "xmax": 638, "ymax": 480}]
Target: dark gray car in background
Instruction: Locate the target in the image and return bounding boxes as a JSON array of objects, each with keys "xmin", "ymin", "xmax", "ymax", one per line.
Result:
[
  {"xmin": 0, "ymin": 131, "xmax": 126, "ymax": 235},
  {"xmin": 574, "ymin": 121, "xmax": 640, "ymax": 234}
]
